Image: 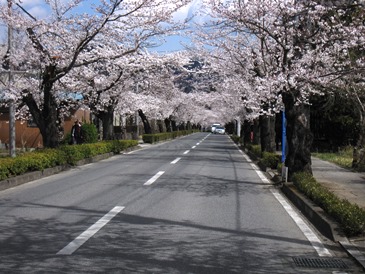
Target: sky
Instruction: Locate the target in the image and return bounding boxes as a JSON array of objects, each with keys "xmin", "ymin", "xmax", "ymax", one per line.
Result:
[{"xmin": 0, "ymin": 0, "xmax": 204, "ymax": 52}]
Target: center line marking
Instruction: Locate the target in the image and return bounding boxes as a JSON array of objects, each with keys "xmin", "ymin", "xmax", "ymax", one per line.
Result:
[
  {"xmin": 171, "ymin": 158, "xmax": 181, "ymax": 164},
  {"xmin": 57, "ymin": 206, "xmax": 125, "ymax": 255},
  {"xmin": 144, "ymin": 171, "xmax": 165, "ymax": 185},
  {"xmin": 192, "ymin": 146, "xmax": 196, "ymax": 149},
  {"xmin": 183, "ymin": 150, "xmax": 190, "ymax": 154}
]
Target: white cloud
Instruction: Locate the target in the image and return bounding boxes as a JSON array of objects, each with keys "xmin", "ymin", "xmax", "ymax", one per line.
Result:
[
  {"xmin": 19, "ymin": 0, "xmax": 45, "ymax": 7},
  {"xmin": 172, "ymin": 0, "xmax": 202, "ymax": 23},
  {"xmin": 27, "ymin": 5, "xmax": 50, "ymax": 19}
]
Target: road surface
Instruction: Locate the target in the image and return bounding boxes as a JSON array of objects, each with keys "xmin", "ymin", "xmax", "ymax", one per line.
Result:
[{"xmin": 0, "ymin": 133, "xmax": 361, "ymax": 273}]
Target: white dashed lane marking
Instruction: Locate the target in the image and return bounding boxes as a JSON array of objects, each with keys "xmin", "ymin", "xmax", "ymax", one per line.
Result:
[
  {"xmin": 57, "ymin": 206, "xmax": 125, "ymax": 255},
  {"xmin": 144, "ymin": 171, "xmax": 165, "ymax": 186},
  {"xmin": 171, "ymin": 158, "xmax": 181, "ymax": 164}
]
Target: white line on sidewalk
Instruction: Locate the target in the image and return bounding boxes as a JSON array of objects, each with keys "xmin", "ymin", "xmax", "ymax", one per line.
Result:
[
  {"xmin": 183, "ymin": 150, "xmax": 190, "ymax": 154},
  {"xmin": 144, "ymin": 171, "xmax": 165, "ymax": 186},
  {"xmin": 57, "ymin": 206, "xmax": 125, "ymax": 255},
  {"xmin": 171, "ymin": 158, "xmax": 181, "ymax": 164}
]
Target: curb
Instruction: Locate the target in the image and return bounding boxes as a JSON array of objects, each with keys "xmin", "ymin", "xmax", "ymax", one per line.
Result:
[
  {"xmin": 0, "ymin": 147, "xmax": 140, "ymax": 192},
  {"xmin": 264, "ymin": 169, "xmax": 365, "ymax": 271},
  {"xmin": 0, "ymin": 165, "xmax": 70, "ymax": 191},
  {"xmin": 280, "ymin": 182, "xmax": 346, "ymax": 242},
  {"xmin": 339, "ymin": 240, "xmax": 365, "ymax": 271}
]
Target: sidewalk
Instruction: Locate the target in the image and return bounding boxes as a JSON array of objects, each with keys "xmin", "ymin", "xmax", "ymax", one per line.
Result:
[{"xmin": 311, "ymin": 156, "xmax": 365, "ymax": 270}]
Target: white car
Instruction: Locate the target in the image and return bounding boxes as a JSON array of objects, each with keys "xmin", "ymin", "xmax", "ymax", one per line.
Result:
[
  {"xmin": 211, "ymin": 123, "xmax": 221, "ymax": 133},
  {"xmin": 214, "ymin": 126, "xmax": 225, "ymax": 134}
]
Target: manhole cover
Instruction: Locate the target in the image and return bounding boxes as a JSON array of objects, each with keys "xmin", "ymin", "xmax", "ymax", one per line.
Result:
[{"xmin": 292, "ymin": 257, "xmax": 348, "ymax": 269}]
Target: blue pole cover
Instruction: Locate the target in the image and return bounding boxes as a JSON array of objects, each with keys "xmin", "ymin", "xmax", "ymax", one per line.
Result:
[{"xmin": 282, "ymin": 110, "xmax": 286, "ymax": 163}]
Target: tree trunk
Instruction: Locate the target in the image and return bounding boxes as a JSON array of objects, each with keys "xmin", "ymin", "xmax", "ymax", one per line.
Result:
[
  {"xmin": 171, "ymin": 119, "xmax": 177, "ymax": 131},
  {"xmin": 187, "ymin": 121, "xmax": 192, "ymax": 130},
  {"xmin": 243, "ymin": 120, "xmax": 251, "ymax": 146},
  {"xmin": 252, "ymin": 119, "xmax": 260, "ymax": 145},
  {"xmin": 282, "ymin": 92, "xmax": 313, "ymax": 178},
  {"xmin": 157, "ymin": 120, "xmax": 165, "ymax": 133},
  {"xmin": 138, "ymin": 109, "xmax": 152, "ymax": 134},
  {"xmin": 99, "ymin": 110, "xmax": 114, "ymax": 140},
  {"xmin": 165, "ymin": 118, "xmax": 172, "ymax": 132},
  {"xmin": 259, "ymin": 114, "xmax": 276, "ymax": 153},
  {"xmin": 22, "ymin": 65, "xmax": 60, "ymax": 148},
  {"xmin": 352, "ymin": 107, "xmax": 365, "ymax": 169}
]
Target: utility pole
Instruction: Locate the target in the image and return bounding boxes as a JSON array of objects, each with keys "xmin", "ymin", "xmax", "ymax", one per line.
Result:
[
  {"xmin": 7, "ymin": 0, "xmax": 16, "ymax": 157},
  {"xmin": 236, "ymin": 118, "xmax": 241, "ymax": 137}
]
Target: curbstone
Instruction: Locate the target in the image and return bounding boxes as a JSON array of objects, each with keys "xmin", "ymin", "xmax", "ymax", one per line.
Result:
[
  {"xmin": 280, "ymin": 182, "xmax": 346, "ymax": 242},
  {"xmin": 0, "ymin": 165, "xmax": 70, "ymax": 191}
]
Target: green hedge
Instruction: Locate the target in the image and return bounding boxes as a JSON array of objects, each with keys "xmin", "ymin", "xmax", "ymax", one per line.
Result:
[
  {"xmin": 260, "ymin": 152, "xmax": 280, "ymax": 169},
  {"xmin": 292, "ymin": 172, "xmax": 365, "ymax": 237},
  {"xmin": 0, "ymin": 140, "xmax": 138, "ymax": 180},
  {"xmin": 230, "ymin": 135, "xmax": 242, "ymax": 144},
  {"xmin": 246, "ymin": 144, "xmax": 262, "ymax": 158},
  {"xmin": 142, "ymin": 130, "xmax": 197, "ymax": 144}
]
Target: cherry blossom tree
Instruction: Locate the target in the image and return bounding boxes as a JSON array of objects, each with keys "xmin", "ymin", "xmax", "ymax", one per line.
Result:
[
  {"xmin": 294, "ymin": 2, "xmax": 365, "ymax": 167},
  {"xmin": 0, "ymin": 0, "xmax": 191, "ymax": 147},
  {"xmin": 197, "ymin": 0, "xmax": 364, "ymax": 176}
]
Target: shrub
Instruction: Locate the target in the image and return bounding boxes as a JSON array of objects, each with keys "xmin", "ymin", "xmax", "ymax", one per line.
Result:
[
  {"xmin": 61, "ymin": 132, "xmax": 72, "ymax": 145},
  {"xmin": 246, "ymin": 144, "xmax": 261, "ymax": 158},
  {"xmin": 292, "ymin": 172, "xmax": 365, "ymax": 237},
  {"xmin": 59, "ymin": 145, "xmax": 85, "ymax": 165},
  {"xmin": 0, "ymin": 140, "xmax": 139, "ymax": 181},
  {"xmin": 142, "ymin": 130, "xmax": 196, "ymax": 144},
  {"xmin": 102, "ymin": 140, "xmax": 136, "ymax": 154},
  {"xmin": 81, "ymin": 123, "xmax": 98, "ymax": 144},
  {"xmin": 230, "ymin": 135, "xmax": 241, "ymax": 144},
  {"xmin": 0, "ymin": 158, "xmax": 11, "ymax": 180},
  {"xmin": 261, "ymin": 152, "xmax": 280, "ymax": 169}
]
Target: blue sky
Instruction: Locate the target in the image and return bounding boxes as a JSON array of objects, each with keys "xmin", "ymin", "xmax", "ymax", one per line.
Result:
[{"xmin": 0, "ymin": 0, "xmax": 203, "ymax": 52}]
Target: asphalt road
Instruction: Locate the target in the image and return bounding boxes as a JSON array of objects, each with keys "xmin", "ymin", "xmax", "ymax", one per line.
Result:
[{"xmin": 0, "ymin": 133, "xmax": 362, "ymax": 273}]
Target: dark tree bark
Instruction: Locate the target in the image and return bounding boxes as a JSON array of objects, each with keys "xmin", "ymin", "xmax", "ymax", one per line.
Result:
[
  {"xmin": 101, "ymin": 110, "xmax": 114, "ymax": 140},
  {"xmin": 243, "ymin": 120, "xmax": 252, "ymax": 146},
  {"xmin": 252, "ymin": 119, "xmax": 260, "ymax": 145},
  {"xmin": 23, "ymin": 65, "xmax": 60, "ymax": 148},
  {"xmin": 157, "ymin": 120, "xmax": 165, "ymax": 133},
  {"xmin": 259, "ymin": 114, "xmax": 276, "ymax": 153},
  {"xmin": 164, "ymin": 118, "xmax": 172, "ymax": 132},
  {"xmin": 171, "ymin": 119, "xmax": 177, "ymax": 131},
  {"xmin": 282, "ymin": 92, "xmax": 313, "ymax": 178},
  {"xmin": 138, "ymin": 109, "xmax": 152, "ymax": 134},
  {"xmin": 186, "ymin": 121, "xmax": 192, "ymax": 130},
  {"xmin": 352, "ymin": 104, "xmax": 365, "ymax": 169},
  {"xmin": 92, "ymin": 106, "xmax": 115, "ymax": 140}
]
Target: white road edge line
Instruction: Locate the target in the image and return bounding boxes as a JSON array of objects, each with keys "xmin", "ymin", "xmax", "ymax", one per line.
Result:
[
  {"xmin": 233, "ymin": 141, "xmax": 332, "ymax": 257},
  {"xmin": 270, "ymin": 190, "xmax": 332, "ymax": 257},
  {"xmin": 171, "ymin": 158, "xmax": 181, "ymax": 164},
  {"xmin": 57, "ymin": 206, "xmax": 125, "ymax": 255},
  {"xmin": 252, "ymin": 163, "xmax": 332, "ymax": 257},
  {"xmin": 183, "ymin": 150, "xmax": 190, "ymax": 154},
  {"xmin": 144, "ymin": 171, "xmax": 165, "ymax": 186}
]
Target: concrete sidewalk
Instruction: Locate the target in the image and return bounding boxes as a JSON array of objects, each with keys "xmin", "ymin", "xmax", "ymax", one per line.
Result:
[{"xmin": 311, "ymin": 157, "xmax": 365, "ymax": 271}]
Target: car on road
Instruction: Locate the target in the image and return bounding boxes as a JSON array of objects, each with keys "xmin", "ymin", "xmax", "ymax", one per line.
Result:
[
  {"xmin": 211, "ymin": 123, "xmax": 221, "ymax": 133},
  {"xmin": 214, "ymin": 126, "xmax": 225, "ymax": 134}
]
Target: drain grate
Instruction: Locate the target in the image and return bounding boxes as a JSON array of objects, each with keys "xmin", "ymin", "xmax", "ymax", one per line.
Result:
[{"xmin": 292, "ymin": 257, "xmax": 348, "ymax": 269}]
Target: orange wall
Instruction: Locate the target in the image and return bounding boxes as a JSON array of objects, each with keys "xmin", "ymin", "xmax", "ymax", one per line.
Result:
[{"xmin": 0, "ymin": 109, "xmax": 90, "ymax": 148}]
